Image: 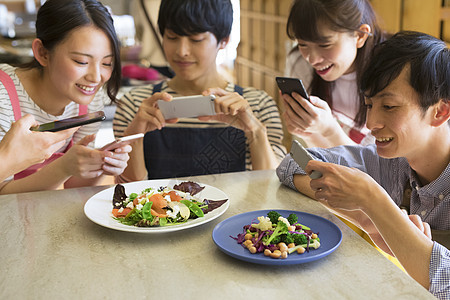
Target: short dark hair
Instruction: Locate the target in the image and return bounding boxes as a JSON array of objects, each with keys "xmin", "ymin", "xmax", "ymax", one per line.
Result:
[
  {"xmin": 157, "ymin": 0, "xmax": 233, "ymax": 43},
  {"xmin": 20, "ymin": 0, "xmax": 121, "ymax": 102},
  {"xmin": 361, "ymin": 31, "xmax": 450, "ymax": 111}
]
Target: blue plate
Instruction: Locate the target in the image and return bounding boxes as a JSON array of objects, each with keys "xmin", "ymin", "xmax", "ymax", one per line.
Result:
[{"xmin": 212, "ymin": 210, "xmax": 342, "ymax": 265}]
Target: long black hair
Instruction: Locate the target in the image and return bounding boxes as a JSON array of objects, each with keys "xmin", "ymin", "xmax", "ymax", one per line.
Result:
[
  {"xmin": 19, "ymin": 0, "xmax": 121, "ymax": 102},
  {"xmin": 287, "ymin": 0, "xmax": 385, "ymax": 127}
]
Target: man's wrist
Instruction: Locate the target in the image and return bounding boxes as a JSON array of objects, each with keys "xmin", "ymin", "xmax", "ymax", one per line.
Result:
[{"xmin": 246, "ymin": 125, "xmax": 267, "ymax": 144}]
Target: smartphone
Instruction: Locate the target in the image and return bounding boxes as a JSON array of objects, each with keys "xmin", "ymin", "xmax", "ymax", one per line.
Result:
[
  {"xmin": 276, "ymin": 76, "xmax": 310, "ymax": 100},
  {"xmin": 290, "ymin": 140, "xmax": 322, "ymax": 179},
  {"xmin": 157, "ymin": 95, "xmax": 216, "ymax": 119},
  {"xmin": 99, "ymin": 133, "xmax": 145, "ymax": 151},
  {"xmin": 31, "ymin": 111, "xmax": 106, "ymax": 132}
]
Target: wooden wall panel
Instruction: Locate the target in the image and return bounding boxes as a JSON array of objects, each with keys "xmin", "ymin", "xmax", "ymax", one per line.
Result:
[
  {"xmin": 236, "ymin": 0, "xmax": 292, "ymax": 148},
  {"xmin": 402, "ymin": 0, "xmax": 441, "ymax": 37},
  {"xmin": 370, "ymin": 0, "xmax": 402, "ymax": 33},
  {"xmin": 444, "ymin": 1, "xmax": 450, "ymax": 42},
  {"xmin": 370, "ymin": 0, "xmax": 448, "ymax": 43}
]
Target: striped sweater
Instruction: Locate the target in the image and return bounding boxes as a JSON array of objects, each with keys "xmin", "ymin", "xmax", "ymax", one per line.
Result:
[{"xmin": 113, "ymin": 80, "xmax": 286, "ymax": 170}]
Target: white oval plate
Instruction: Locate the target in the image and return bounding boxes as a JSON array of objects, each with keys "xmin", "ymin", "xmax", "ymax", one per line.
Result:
[{"xmin": 84, "ymin": 179, "xmax": 229, "ymax": 233}]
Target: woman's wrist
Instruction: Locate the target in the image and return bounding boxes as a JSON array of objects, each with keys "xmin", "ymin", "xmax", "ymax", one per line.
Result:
[{"xmin": 321, "ymin": 119, "xmax": 355, "ymax": 146}]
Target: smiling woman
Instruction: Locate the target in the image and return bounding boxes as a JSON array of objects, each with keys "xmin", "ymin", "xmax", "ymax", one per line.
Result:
[
  {"xmin": 282, "ymin": 0, "xmax": 386, "ymax": 148},
  {"xmin": 29, "ymin": 25, "xmax": 114, "ymax": 113},
  {"xmin": 0, "ymin": 0, "xmax": 132, "ymax": 194}
]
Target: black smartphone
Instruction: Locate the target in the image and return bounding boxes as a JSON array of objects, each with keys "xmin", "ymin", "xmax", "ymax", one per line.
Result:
[
  {"xmin": 31, "ymin": 111, "xmax": 106, "ymax": 132},
  {"xmin": 276, "ymin": 76, "xmax": 310, "ymax": 100}
]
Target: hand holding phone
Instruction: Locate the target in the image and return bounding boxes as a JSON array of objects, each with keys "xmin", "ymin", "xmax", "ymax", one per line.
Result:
[
  {"xmin": 157, "ymin": 95, "xmax": 216, "ymax": 119},
  {"xmin": 31, "ymin": 111, "xmax": 106, "ymax": 132},
  {"xmin": 276, "ymin": 76, "xmax": 310, "ymax": 100},
  {"xmin": 290, "ymin": 140, "xmax": 322, "ymax": 179},
  {"xmin": 99, "ymin": 133, "xmax": 145, "ymax": 151}
]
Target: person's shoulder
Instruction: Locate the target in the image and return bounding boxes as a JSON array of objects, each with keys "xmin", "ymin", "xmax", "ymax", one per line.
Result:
[
  {"xmin": 0, "ymin": 63, "xmax": 15, "ymax": 74},
  {"xmin": 286, "ymin": 46, "xmax": 303, "ymax": 64},
  {"xmin": 128, "ymin": 83, "xmax": 157, "ymax": 97},
  {"xmin": 126, "ymin": 80, "xmax": 170, "ymax": 98},
  {"xmin": 0, "ymin": 64, "xmax": 18, "ymax": 85},
  {"xmin": 117, "ymin": 81, "xmax": 168, "ymax": 107},
  {"xmin": 312, "ymin": 144, "xmax": 377, "ymax": 161},
  {"xmin": 285, "ymin": 48, "xmax": 314, "ymax": 86},
  {"xmin": 0, "ymin": 64, "xmax": 17, "ymax": 109},
  {"xmin": 357, "ymin": 144, "xmax": 408, "ymax": 169},
  {"xmin": 346, "ymin": 144, "xmax": 389, "ymax": 159}
]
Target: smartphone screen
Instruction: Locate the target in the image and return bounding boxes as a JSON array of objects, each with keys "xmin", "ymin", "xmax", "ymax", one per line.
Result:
[
  {"xmin": 31, "ymin": 111, "xmax": 106, "ymax": 132},
  {"xmin": 276, "ymin": 77, "xmax": 310, "ymax": 100},
  {"xmin": 157, "ymin": 95, "xmax": 216, "ymax": 119}
]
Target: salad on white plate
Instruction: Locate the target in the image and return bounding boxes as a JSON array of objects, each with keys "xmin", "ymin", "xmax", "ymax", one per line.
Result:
[{"xmin": 111, "ymin": 181, "xmax": 228, "ymax": 227}]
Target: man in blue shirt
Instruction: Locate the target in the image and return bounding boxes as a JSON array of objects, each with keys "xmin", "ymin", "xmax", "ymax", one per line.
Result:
[{"xmin": 277, "ymin": 31, "xmax": 449, "ymax": 299}]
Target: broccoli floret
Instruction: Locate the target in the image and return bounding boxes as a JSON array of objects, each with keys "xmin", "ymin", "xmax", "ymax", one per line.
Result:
[
  {"xmin": 263, "ymin": 220, "xmax": 289, "ymax": 245},
  {"xmin": 280, "ymin": 233, "xmax": 294, "ymax": 244},
  {"xmin": 307, "ymin": 239, "xmax": 321, "ymax": 250},
  {"xmin": 271, "ymin": 236, "xmax": 281, "ymax": 245},
  {"xmin": 287, "ymin": 213, "xmax": 298, "ymax": 225},
  {"xmin": 288, "ymin": 239, "xmax": 321, "ymax": 254},
  {"xmin": 292, "ymin": 233, "xmax": 308, "ymax": 245},
  {"xmin": 267, "ymin": 211, "xmax": 281, "ymax": 224}
]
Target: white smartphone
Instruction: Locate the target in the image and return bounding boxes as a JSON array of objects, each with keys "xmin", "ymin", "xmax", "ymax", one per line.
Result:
[
  {"xmin": 157, "ymin": 95, "xmax": 216, "ymax": 119},
  {"xmin": 99, "ymin": 133, "xmax": 145, "ymax": 151},
  {"xmin": 290, "ymin": 140, "xmax": 322, "ymax": 179}
]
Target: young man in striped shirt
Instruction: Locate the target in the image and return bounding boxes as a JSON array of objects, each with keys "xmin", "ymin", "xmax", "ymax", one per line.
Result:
[{"xmin": 113, "ymin": 0, "xmax": 285, "ymax": 181}]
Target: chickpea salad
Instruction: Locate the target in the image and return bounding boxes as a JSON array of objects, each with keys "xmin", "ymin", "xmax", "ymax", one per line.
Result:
[
  {"xmin": 112, "ymin": 181, "xmax": 228, "ymax": 227},
  {"xmin": 231, "ymin": 211, "xmax": 321, "ymax": 259}
]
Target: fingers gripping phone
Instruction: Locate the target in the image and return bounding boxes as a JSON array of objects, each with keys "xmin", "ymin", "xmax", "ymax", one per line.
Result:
[
  {"xmin": 31, "ymin": 111, "xmax": 106, "ymax": 132},
  {"xmin": 290, "ymin": 140, "xmax": 322, "ymax": 179},
  {"xmin": 99, "ymin": 133, "xmax": 145, "ymax": 151},
  {"xmin": 276, "ymin": 76, "xmax": 310, "ymax": 100},
  {"xmin": 157, "ymin": 95, "xmax": 216, "ymax": 119}
]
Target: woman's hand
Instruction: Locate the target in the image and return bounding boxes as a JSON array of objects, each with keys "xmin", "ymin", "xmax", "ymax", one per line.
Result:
[
  {"xmin": 123, "ymin": 92, "xmax": 178, "ymax": 136},
  {"xmin": 63, "ymin": 135, "xmax": 132, "ymax": 178},
  {"xmin": 101, "ymin": 144, "xmax": 131, "ymax": 176},
  {"xmin": 403, "ymin": 210, "xmax": 432, "ymax": 240},
  {"xmin": 0, "ymin": 114, "xmax": 76, "ymax": 173},
  {"xmin": 198, "ymin": 87, "xmax": 263, "ymax": 134},
  {"xmin": 61, "ymin": 134, "xmax": 106, "ymax": 178},
  {"xmin": 282, "ymin": 93, "xmax": 338, "ymax": 137}
]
